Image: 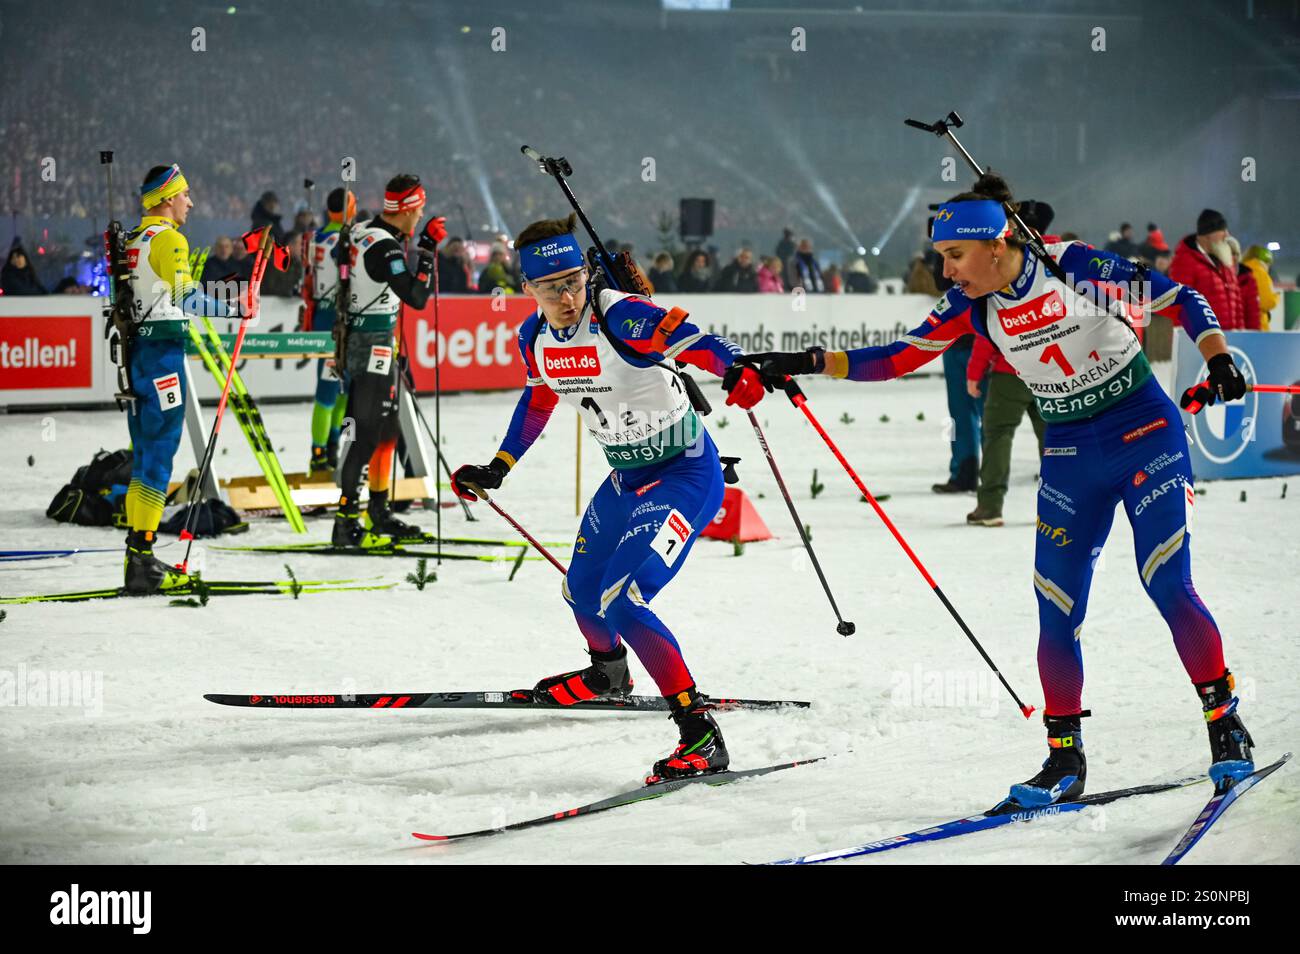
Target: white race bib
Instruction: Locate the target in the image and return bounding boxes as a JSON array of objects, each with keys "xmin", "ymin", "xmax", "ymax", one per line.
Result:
[
  {"xmin": 367, "ymin": 345, "xmax": 392, "ymax": 375},
  {"xmin": 153, "ymin": 373, "xmax": 182, "ymax": 411},
  {"xmin": 648, "ymin": 508, "xmax": 693, "ymax": 567}
]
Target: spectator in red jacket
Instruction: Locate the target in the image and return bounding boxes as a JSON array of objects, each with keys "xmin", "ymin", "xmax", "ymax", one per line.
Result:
[
  {"xmin": 1168, "ymin": 209, "xmax": 1243, "ymax": 330},
  {"xmin": 1226, "ymin": 236, "xmax": 1260, "ymax": 330}
]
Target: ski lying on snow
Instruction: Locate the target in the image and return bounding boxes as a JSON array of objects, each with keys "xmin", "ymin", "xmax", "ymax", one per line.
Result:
[
  {"xmin": 209, "ymin": 543, "xmax": 543, "ymax": 561},
  {"xmin": 413, "ymin": 757, "xmax": 825, "ymax": 842},
  {"xmin": 203, "ymin": 689, "xmax": 812, "ymax": 712},
  {"xmin": 765, "ymin": 772, "xmax": 1210, "ymax": 865},
  {"xmin": 1161, "ymin": 752, "xmax": 1291, "ymax": 866},
  {"xmin": 0, "ymin": 578, "xmax": 396, "ymax": 604}
]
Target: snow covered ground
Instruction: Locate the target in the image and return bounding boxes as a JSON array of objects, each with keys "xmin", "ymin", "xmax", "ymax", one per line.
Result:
[{"xmin": 1, "ymin": 369, "xmax": 1296, "ymax": 865}]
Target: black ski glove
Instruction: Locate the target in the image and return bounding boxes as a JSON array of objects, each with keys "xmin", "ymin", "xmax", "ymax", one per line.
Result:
[
  {"xmin": 1182, "ymin": 353, "xmax": 1247, "ymax": 410},
  {"xmin": 452, "ymin": 457, "xmax": 509, "ymax": 501},
  {"xmin": 1207, "ymin": 352, "xmax": 1247, "ymax": 404},
  {"xmin": 741, "ymin": 347, "xmax": 826, "ymax": 378}
]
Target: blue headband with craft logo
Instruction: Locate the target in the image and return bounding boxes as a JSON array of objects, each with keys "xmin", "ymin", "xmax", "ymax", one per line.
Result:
[
  {"xmin": 930, "ymin": 200, "xmax": 1010, "ymax": 242},
  {"xmin": 520, "ymin": 232, "xmax": 585, "ymax": 281}
]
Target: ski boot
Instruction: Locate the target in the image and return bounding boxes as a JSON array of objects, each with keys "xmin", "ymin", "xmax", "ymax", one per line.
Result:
[
  {"xmin": 530, "ymin": 644, "xmax": 634, "ymax": 706},
  {"xmin": 646, "ymin": 687, "xmax": 730, "ymax": 783},
  {"xmin": 332, "ymin": 498, "xmax": 391, "ymax": 549},
  {"xmin": 1197, "ymin": 671, "xmax": 1255, "ymax": 792},
  {"xmin": 308, "ymin": 445, "xmax": 331, "ymax": 476},
  {"xmin": 1003, "ymin": 712, "xmax": 1088, "ymax": 809},
  {"xmin": 366, "ymin": 490, "xmax": 424, "ymax": 542},
  {"xmin": 325, "ymin": 436, "xmax": 340, "ymax": 471},
  {"xmin": 123, "ymin": 529, "xmax": 190, "ymax": 595}
]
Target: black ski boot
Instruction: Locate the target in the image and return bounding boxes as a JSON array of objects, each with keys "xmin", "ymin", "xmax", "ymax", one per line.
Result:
[
  {"xmin": 332, "ymin": 498, "xmax": 390, "ymax": 549},
  {"xmin": 531, "ymin": 644, "xmax": 634, "ymax": 706},
  {"xmin": 325, "ymin": 436, "xmax": 340, "ymax": 471},
  {"xmin": 647, "ymin": 687, "xmax": 730, "ymax": 783},
  {"xmin": 1005, "ymin": 712, "xmax": 1088, "ymax": 808},
  {"xmin": 123, "ymin": 529, "xmax": 190, "ymax": 595},
  {"xmin": 366, "ymin": 490, "xmax": 423, "ymax": 542},
  {"xmin": 308, "ymin": 445, "xmax": 331, "ymax": 476},
  {"xmin": 1197, "ymin": 671, "xmax": 1255, "ymax": 792}
]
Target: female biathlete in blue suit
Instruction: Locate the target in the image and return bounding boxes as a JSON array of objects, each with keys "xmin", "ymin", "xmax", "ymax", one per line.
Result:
[
  {"xmin": 736, "ymin": 173, "xmax": 1256, "ymax": 805},
  {"xmin": 453, "ymin": 214, "xmax": 769, "ymax": 782}
]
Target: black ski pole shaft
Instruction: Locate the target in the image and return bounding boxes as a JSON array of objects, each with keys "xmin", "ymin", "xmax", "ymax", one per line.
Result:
[
  {"xmin": 779, "ymin": 377, "xmax": 1034, "ymax": 718},
  {"xmin": 745, "ymin": 408, "xmax": 854, "ymax": 637},
  {"xmin": 432, "ymin": 234, "xmax": 443, "ymax": 565},
  {"xmin": 464, "ymin": 484, "xmax": 568, "ymax": 575},
  {"xmin": 399, "ymin": 361, "xmax": 474, "ymax": 522}
]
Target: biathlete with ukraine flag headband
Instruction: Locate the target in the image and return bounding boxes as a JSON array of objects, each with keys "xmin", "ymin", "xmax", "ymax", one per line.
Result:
[
  {"xmin": 452, "ymin": 214, "xmax": 771, "ymax": 782},
  {"xmin": 331, "ymin": 174, "xmax": 447, "ymax": 547},
  {"xmin": 121, "ymin": 163, "xmax": 244, "ymax": 594},
  {"xmin": 734, "ymin": 172, "xmax": 1256, "ymax": 805}
]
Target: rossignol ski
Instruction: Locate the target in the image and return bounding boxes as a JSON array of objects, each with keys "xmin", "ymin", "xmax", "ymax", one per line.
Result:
[{"xmin": 412, "ymin": 756, "xmax": 825, "ymax": 842}]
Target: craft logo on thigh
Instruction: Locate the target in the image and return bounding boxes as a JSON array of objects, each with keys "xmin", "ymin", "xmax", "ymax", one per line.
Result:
[
  {"xmin": 544, "ymin": 346, "xmax": 601, "ymax": 377},
  {"xmin": 1122, "ymin": 417, "xmax": 1167, "ymax": 443}
]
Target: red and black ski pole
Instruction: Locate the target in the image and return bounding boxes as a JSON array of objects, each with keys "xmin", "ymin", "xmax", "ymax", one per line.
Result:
[
  {"xmin": 463, "ymin": 483, "xmax": 568, "ymax": 575},
  {"xmin": 745, "ymin": 409, "xmax": 854, "ymax": 636},
  {"xmin": 177, "ymin": 226, "xmax": 283, "ymax": 572},
  {"xmin": 1180, "ymin": 380, "xmax": 1300, "ymax": 415},
  {"xmin": 776, "ymin": 376, "xmax": 1035, "ymax": 719}
]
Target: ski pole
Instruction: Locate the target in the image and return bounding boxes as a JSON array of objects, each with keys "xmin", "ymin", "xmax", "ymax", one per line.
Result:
[
  {"xmin": 745, "ymin": 408, "xmax": 854, "ymax": 637},
  {"xmin": 432, "ymin": 229, "xmax": 443, "ymax": 567},
  {"xmin": 1180, "ymin": 381, "xmax": 1300, "ymax": 415},
  {"xmin": 177, "ymin": 226, "xmax": 277, "ymax": 572},
  {"xmin": 398, "ymin": 361, "xmax": 475, "ymax": 523},
  {"xmin": 777, "ymin": 377, "xmax": 1035, "ymax": 719},
  {"xmin": 461, "ymin": 483, "xmax": 568, "ymax": 575}
]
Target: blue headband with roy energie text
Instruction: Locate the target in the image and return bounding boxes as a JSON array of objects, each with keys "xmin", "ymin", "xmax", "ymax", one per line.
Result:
[
  {"xmin": 519, "ymin": 232, "xmax": 585, "ymax": 281},
  {"xmin": 930, "ymin": 200, "xmax": 1012, "ymax": 242}
]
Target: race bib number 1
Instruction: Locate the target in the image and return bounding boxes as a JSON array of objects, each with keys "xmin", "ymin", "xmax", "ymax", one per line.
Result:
[
  {"xmin": 367, "ymin": 345, "xmax": 392, "ymax": 375},
  {"xmin": 153, "ymin": 373, "xmax": 182, "ymax": 410},
  {"xmin": 649, "ymin": 508, "xmax": 693, "ymax": 568}
]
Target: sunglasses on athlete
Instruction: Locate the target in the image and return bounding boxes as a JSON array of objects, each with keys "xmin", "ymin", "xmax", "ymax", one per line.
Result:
[{"xmin": 528, "ymin": 267, "xmax": 588, "ymax": 300}]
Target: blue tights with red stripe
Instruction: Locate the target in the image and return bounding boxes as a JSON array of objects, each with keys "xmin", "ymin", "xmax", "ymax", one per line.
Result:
[
  {"xmin": 1033, "ymin": 379, "xmax": 1226, "ymax": 715},
  {"xmin": 563, "ymin": 433, "xmax": 725, "ymax": 698}
]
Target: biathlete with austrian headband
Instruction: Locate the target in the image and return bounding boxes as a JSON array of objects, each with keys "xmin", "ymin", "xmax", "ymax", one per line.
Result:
[
  {"xmin": 736, "ymin": 173, "xmax": 1256, "ymax": 805},
  {"xmin": 332, "ymin": 174, "xmax": 446, "ymax": 547},
  {"xmin": 452, "ymin": 214, "xmax": 771, "ymax": 782}
]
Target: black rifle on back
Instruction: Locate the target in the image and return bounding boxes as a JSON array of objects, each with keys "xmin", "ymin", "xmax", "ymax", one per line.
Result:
[
  {"xmin": 332, "ymin": 186, "xmax": 355, "ymax": 371},
  {"xmin": 520, "ymin": 145, "xmax": 712, "ymax": 417},
  {"xmin": 100, "ymin": 150, "xmax": 140, "ymax": 408}
]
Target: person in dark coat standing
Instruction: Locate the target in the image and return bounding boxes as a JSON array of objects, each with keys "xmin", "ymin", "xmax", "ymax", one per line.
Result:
[
  {"xmin": 713, "ymin": 248, "xmax": 759, "ymax": 293},
  {"xmin": 1, "ymin": 243, "xmax": 47, "ymax": 295},
  {"xmin": 250, "ymin": 191, "xmax": 287, "ymax": 245}
]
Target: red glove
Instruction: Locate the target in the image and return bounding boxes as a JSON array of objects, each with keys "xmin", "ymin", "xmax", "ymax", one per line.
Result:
[
  {"xmin": 723, "ymin": 364, "xmax": 769, "ymax": 410},
  {"xmin": 418, "ymin": 216, "xmax": 448, "ymax": 251}
]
